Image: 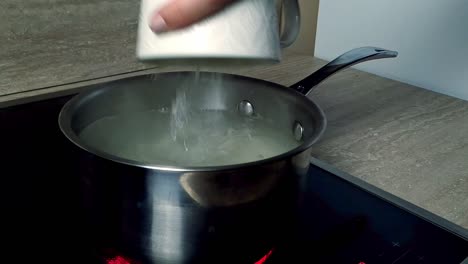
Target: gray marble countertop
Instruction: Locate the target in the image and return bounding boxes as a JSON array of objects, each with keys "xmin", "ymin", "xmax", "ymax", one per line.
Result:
[{"xmin": 2, "ymin": 51, "xmax": 467, "ymax": 231}]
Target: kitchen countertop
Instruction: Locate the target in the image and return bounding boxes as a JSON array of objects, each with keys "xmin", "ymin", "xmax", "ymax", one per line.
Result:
[{"xmin": 1, "ymin": 50, "xmax": 467, "ymax": 230}]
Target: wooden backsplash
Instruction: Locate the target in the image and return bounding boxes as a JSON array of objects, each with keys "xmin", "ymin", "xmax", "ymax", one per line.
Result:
[{"xmin": 0, "ymin": 0, "xmax": 318, "ymax": 97}]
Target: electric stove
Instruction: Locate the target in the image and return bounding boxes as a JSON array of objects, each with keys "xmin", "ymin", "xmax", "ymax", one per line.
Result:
[{"xmin": 1, "ymin": 94, "xmax": 467, "ymax": 264}]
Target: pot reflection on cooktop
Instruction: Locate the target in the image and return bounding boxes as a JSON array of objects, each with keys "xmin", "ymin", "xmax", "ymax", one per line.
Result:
[{"xmin": 0, "ymin": 95, "xmax": 467, "ymax": 264}]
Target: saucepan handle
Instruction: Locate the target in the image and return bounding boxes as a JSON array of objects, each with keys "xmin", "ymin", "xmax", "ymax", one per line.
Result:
[{"xmin": 290, "ymin": 47, "xmax": 398, "ymax": 96}]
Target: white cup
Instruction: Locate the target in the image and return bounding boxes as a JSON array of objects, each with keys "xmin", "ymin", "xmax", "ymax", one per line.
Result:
[{"xmin": 136, "ymin": 0, "xmax": 301, "ymax": 63}]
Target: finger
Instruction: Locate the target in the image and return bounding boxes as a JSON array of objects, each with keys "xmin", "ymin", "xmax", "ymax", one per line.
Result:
[{"xmin": 150, "ymin": 0, "xmax": 234, "ymax": 33}]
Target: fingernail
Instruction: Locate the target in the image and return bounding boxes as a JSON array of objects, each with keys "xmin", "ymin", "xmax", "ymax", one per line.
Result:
[{"xmin": 150, "ymin": 14, "xmax": 168, "ymax": 33}]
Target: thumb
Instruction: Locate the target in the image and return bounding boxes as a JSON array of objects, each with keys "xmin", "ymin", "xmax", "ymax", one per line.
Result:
[{"xmin": 149, "ymin": 0, "xmax": 234, "ymax": 33}]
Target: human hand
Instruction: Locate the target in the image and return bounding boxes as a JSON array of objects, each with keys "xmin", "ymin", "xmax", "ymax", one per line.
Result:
[{"xmin": 149, "ymin": 0, "xmax": 235, "ymax": 33}]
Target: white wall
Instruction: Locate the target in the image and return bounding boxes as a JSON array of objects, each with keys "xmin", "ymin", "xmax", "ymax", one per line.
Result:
[{"xmin": 314, "ymin": 0, "xmax": 468, "ymax": 101}]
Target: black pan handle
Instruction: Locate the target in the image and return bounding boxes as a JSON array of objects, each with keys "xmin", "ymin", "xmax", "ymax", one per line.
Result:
[{"xmin": 290, "ymin": 47, "xmax": 398, "ymax": 96}]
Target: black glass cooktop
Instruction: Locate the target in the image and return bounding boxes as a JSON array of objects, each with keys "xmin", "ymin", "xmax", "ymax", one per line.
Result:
[{"xmin": 0, "ymin": 94, "xmax": 467, "ymax": 264}]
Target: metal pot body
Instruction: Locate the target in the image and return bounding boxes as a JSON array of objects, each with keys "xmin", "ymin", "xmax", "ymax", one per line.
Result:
[
  {"xmin": 62, "ymin": 72, "xmax": 324, "ymax": 263},
  {"xmin": 59, "ymin": 47, "xmax": 398, "ymax": 263},
  {"xmin": 76, "ymin": 146, "xmax": 311, "ymax": 264}
]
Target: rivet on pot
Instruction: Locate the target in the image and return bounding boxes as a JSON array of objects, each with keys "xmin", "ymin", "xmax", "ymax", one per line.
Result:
[
  {"xmin": 238, "ymin": 100, "xmax": 254, "ymax": 116},
  {"xmin": 293, "ymin": 121, "xmax": 304, "ymax": 141}
]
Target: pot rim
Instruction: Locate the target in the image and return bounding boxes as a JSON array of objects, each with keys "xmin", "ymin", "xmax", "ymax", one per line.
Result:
[{"xmin": 58, "ymin": 71, "xmax": 327, "ymax": 172}]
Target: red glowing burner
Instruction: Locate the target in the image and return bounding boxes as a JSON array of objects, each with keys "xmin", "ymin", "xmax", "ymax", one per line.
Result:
[
  {"xmin": 106, "ymin": 255, "xmax": 133, "ymax": 264},
  {"xmin": 102, "ymin": 248, "xmax": 140, "ymax": 264},
  {"xmin": 104, "ymin": 248, "xmax": 274, "ymax": 264},
  {"xmin": 255, "ymin": 249, "xmax": 274, "ymax": 264}
]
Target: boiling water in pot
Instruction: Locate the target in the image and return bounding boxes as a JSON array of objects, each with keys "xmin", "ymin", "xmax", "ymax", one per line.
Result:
[
  {"xmin": 78, "ymin": 73, "xmax": 301, "ymax": 167},
  {"xmin": 79, "ymin": 109, "xmax": 300, "ymax": 167}
]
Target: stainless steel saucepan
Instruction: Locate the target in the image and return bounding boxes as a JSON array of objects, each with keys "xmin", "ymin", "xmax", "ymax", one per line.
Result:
[{"xmin": 59, "ymin": 47, "xmax": 397, "ymax": 263}]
